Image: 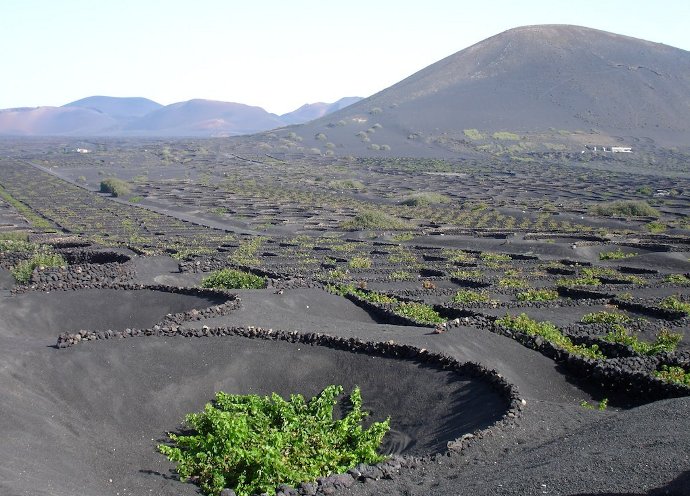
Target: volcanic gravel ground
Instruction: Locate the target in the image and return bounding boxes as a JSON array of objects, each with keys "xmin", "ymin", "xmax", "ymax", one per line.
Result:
[{"xmin": 0, "ymin": 291, "xmax": 507, "ymax": 496}]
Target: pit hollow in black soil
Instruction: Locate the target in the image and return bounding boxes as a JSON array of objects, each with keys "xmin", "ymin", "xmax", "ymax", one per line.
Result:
[
  {"xmin": 0, "ymin": 335, "xmax": 509, "ymax": 496},
  {"xmin": 0, "ymin": 288, "xmax": 228, "ymax": 344}
]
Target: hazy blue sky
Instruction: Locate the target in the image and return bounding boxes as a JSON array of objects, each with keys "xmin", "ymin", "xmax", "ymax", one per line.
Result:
[{"xmin": 2, "ymin": 0, "xmax": 689, "ymax": 114}]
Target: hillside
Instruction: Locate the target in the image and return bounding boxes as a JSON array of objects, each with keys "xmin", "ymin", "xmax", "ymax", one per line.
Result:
[
  {"xmin": 0, "ymin": 96, "xmax": 359, "ymax": 137},
  {"xmin": 270, "ymin": 25, "xmax": 690, "ymax": 157},
  {"xmin": 63, "ymin": 96, "xmax": 163, "ymax": 119},
  {"xmin": 122, "ymin": 99, "xmax": 286, "ymax": 137},
  {"xmin": 0, "ymin": 106, "xmax": 117, "ymax": 136},
  {"xmin": 280, "ymin": 97, "xmax": 362, "ymax": 125}
]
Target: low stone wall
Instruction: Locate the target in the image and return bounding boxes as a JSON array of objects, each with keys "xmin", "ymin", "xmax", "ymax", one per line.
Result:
[
  {"xmin": 493, "ymin": 322, "xmax": 689, "ymax": 401},
  {"xmin": 56, "ymin": 286, "xmax": 240, "ymax": 346},
  {"xmin": 22, "ymin": 260, "xmax": 136, "ymax": 292},
  {"xmin": 0, "ymin": 251, "xmax": 27, "ymax": 269},
  {"xmin": 55, "ymin": 325, "xmax": 524, "ymax": 473}
]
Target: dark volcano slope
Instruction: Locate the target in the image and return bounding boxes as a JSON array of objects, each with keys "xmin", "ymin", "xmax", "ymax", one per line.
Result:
[{"xmin": 287, "ymin": 25, "xmax": 690, "ymax": 155}]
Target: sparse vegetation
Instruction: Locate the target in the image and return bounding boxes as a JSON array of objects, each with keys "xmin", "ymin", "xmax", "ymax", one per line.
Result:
[
  {"xmin": 328, "ymin": 179, "xmax": 364, "ymax": 190},
  {"xmin": 389, "ymin": 270, "xmax": 413, "ymax": 281},
  {"xmin": 492, "ymin": 131, "xmax": 520, "ymax": 141},
  {"xmin": 348, "ymin": 256, "xmax": 372, "ymax": 269},
  {"xmin": 496, "ymin": 313, "xmax": 604, "ymax": 360},
  {"xmin": 645, "ymin": 221, "xmax": 667, "ymax": 233},
  {"xmin": 0, "ymin": 232, "xmax": 35, "ymax": 253},
  {"xmin": 664, "ymin": 274, "xmax": 690, "ymax": 285},
  {"xmin": 480, "ymin": 252, "xmax": 511, "ymax": 263},
  {"xmin": 463, "ymin": 129, "xmax": 484, "ymax": 140},
  {"xmin": 654, "ymin": 365, "xmax": 690, "ymax": 386},
  {"xmin": 391, "ymin": 232, "xmax": 414, "ymax": 242},
  {"xmin": 442, "ymin": 249, "xmax": 472, "ymax": 263},
  {"xmin": 498, "ymin": 278, "xmax": 529, "ymax": 288},
  {"xmin": 452, "ymin": 289, "xmax": 490, "ymax": 303},
  {"xmin": 0, "ymin": 184, "xmax": 53, "ymax": 229},
  {"xmin": 604, "ymin": 325, "xmax": 681, "ymax": 355},
  {"xmin": 452, "ymin": 269, "xmax": 483, "ymax": 281},
  {"xmin": 581, "ymin": 311, "xmax": 631, "ymax": 324},
  {"xmin": 158, "ymin": 386, "xmax": 389, "ymax": 496},
  {"xmin": 328, "ymin": 284, "xmax": 398, "ymax": 304},
  {"xmin": 516, "ymin": 289, "xmax": 559, "ymax": 301},
  {"xmin": 589, "ymin": 200, "xmax": 659, "ymax": 218},
  {"xmin": 659, "ymin": 296, "xmax": 690, "ymax": 315},
  {"xmin": 400, "ymin": 192, "xmax": 450, "ymax": 207},
  {"xmin": 580, "ymin": 398, "xmax": 608, "ymax": 411},
  {"xmin": 599, "ymin": 248, "xmax": 636, "ymax": 260},
  {"xmin": 99, "ymin": 177, "xmax": 131, "ymax": 197},
  {"xmin": 230, "ymin": 237, "xmax": 265, "ymax": 266},
  {"xmin": 394, "ymin": 301, "xmax": 445, "ymax": 324},
  {"xmin": 341, "ymin": 211, "xmax": 408, "ymax": 230},
  {"xmin": 11, "ymin": 250, "xmax": 66, "ymax": 284},
  {"xmin": 201, "ymin": 269, "xmax": 266, "ymax": 290}
]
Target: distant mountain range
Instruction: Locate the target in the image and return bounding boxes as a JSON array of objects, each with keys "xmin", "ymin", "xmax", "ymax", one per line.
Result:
[
  {"xmin": 0, "ymin": 96, "xmax": 362, "ymax": 137},
  {"xmin": 283, "ymin": 25, "xmax": 690, "ymax": 156},
  {"xmin": 4, "ymin": 24, "xmax": 690, "ymax": 152}
]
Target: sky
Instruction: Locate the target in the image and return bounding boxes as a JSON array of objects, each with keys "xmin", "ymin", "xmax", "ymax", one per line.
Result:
[{"xmin": 2, "ymin": 0, "xmax": 690, "ymax": 115}]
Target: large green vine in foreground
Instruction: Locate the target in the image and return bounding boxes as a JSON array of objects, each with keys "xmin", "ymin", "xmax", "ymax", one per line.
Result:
[{"xmin": 158, "ymin": 386, "xmax": 390, "ymax": 496}]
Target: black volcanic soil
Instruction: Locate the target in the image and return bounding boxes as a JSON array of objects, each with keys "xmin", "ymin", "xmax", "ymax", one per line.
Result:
[
  {"xmin": 0, "ymin": 300, "xmax": 506, "ymax": 496},
  {"xmin": 0, "ymin": 136, "xmax": 688, "ymax": 496},
  {"xmin": 2, "ymin": 277, "xmax": 686, "ymax": 496}
]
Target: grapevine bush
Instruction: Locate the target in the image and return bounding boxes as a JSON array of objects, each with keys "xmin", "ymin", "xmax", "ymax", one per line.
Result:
[{"xmin": 159, "ymin": 386, "xmax": 390, "ymax": 496}]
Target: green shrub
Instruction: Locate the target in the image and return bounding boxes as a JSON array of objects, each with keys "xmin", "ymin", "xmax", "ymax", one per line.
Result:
[
  {"xmin": 389, "ymin": 270, "xmax": 413, "ymax": 281},
  {"xmin": 498, "ymin": 278, "xmax": 529, "ymax": 288},
  {"xmin": 659, "ymin": 296, "xmax": 690, "ymax": 315},
  {"xmin": 599, "ymin": 248, "xmax": 636, "ymax": 260},
  {"xmin": 325, "ymin": 268, "xmax": 349, "ymax": 281},
  {"xmin": 442, "ymin": 249, "xmax": 472, "ymax": 263},
  {"xmin": 516, "ymin": 289, "xmax": 559, "ymax": 301},
  {"xmin": 0, "ymin": 231, "xmax": 29, "ymax": 242},
  {"xmin": 341, "ymin": 211, "xmax": 408, "ymax": 230},
  {"xmin": 452, "ymin": 289, "xmax": 490, "ymax": 303},
  {"xmin": 654, "ymin": 365, "xmax": 690, "ymax": 386},
  {"xmin": 451, "ymin": 269, "xmax": 483, "ymax": 280},
  {"xmin": 480, "ymin": 252, "xmax": 511, "ymax": 263},
  {"xmin": 387, "ymin": 247, "xmax": 417, "ymax": 264},
  {"xmin": 581, "ymin": 311, "xmax": 631, "ymax": 324},
  {"xmin": 580, "ymin": 398, "xmax": 608, "ymax": 411},
  {"xmin": 646, "ymin": 221, "xmax": 667, "ymax": 233},
  {"xmin": 0, "ymin": 234, "xmax": 35, "ymax": 253},
  {"xmin": 605, "ymin": 325, "xmax": 681, "ymax": 355},
  {"xmin": 99, "ymin": 177, "xmax": 131, "ymax": 197},
  {"xmin": 201, "ymin": 269, "xmax": 266, "ymax": 289},
  {"xmin": 11, "ymin": 251, "xmax": 66, "ymax": 284},
  {"xmin": 327, "ymin": 284, "xmax": 398, "ymax": 304},
  {"xmin": 463, "ymin": 129, "xmax": 484, "ymax": 140},
  {"xmin": 589, "ymin": 200, "xmax": 659, "ymax": 218},
  {"xmin": 664, "ymin": 274, "xmax": 690, "ymax": 285},
  {"xmin": 492, "ymin": 131, "xmax": 520, "ymax": 140},
  {"xmin": 159, "ymin": 386, "xmax": 389, "ymax": 496},
  {"xmin": 328, "ymin": 179, "xmax": 364, "ymax": 190},
  {"xmin": 394, "ymin": 302, "xmax": 445, "ymax": 324},
  {"xmin": 348, "ymin": 256, "xmax": 372, "ymax": 269},
  {"xmin": 229, "ymin": 237, "xmax": 264, "ymax": 266},
  {"xmin": 496, "ymin": 313, "xmax": 604, "ymax": 360},
  {"xmin": 391, "ymin": 232, "xmax": 414, "ymax": 242}
]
